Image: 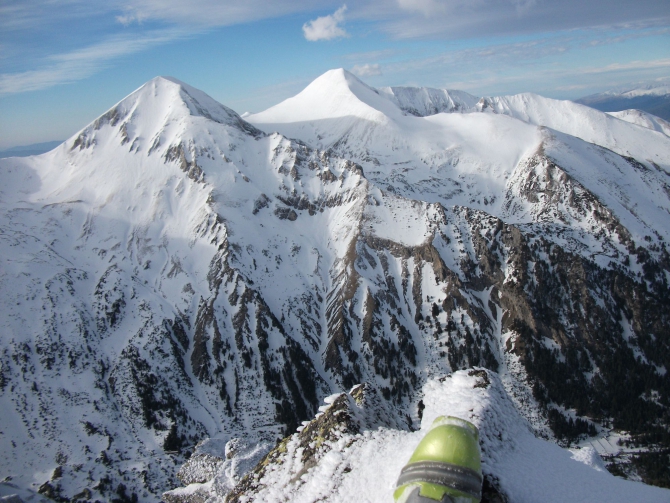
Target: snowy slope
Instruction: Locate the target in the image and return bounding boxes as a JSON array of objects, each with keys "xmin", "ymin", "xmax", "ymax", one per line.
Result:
[
  {"xmin": 607, "ymin": 109, "xmax": 670, "ymax": 136},
  {"xmin": 475, "ymin": 93, "xmax": 670, "ymax": 167},
  {"xmin": 377, "ymin": 86, "xmax": 479, "ymax": 116}
]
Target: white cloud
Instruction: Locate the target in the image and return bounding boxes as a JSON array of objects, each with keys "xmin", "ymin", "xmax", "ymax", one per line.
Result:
[
  {"xmin": 112, "ymin": 0, "xmax": 320, "ymax": 27},
  {"xmin": 303, "ymin": 5, "xmax": 349, "ymax": 42},
  {"xmin": 115, "ymin": 9, "xmax": 148, "ymax": 26},
  {"xmin": 351, "ymin": 63, "xmax": 382, "ymax": 77}
]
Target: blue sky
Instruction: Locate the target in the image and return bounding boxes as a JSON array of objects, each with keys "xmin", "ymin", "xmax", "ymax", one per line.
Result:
[{"xmin": 1, "ymin": 0, "xmax": 669, "ymax": 149}]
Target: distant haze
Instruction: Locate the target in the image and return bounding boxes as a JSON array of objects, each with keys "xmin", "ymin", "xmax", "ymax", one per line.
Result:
[{"xmin": 0, "ymin": 141, "xmax": 63, "ymax": 159}]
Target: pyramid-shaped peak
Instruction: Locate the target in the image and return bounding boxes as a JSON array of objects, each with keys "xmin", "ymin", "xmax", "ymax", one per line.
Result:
[
  {"xmin": 65, "ymin": 76, "xmax": 262, "ymax": 155},
  {"xmin": 308, "ymin": 68, "xmax": 368, "ymax": 89},
  {"xmin": 124, "ymin": 76, "xmax": 245, "ymax": 127},
  {"xmin": 248, "ymin": 68, "xmax": 402, "ymax": 124},
  {"xmin": 71, "ymin": 76, "xmax": 259, "ymax": 148}
]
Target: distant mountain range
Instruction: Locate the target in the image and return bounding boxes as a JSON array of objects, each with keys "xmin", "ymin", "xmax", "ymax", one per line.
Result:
[
  {"xmin": 577, "ymin": 80, "xmax": 670, "ymax": 121},
  {"xmin": 0, "ymin": 70, "xmax": 668, "ymax": 503},
  {"xmin": 0, "ymin": 140, "xmax": 62, "ymax": 159}
]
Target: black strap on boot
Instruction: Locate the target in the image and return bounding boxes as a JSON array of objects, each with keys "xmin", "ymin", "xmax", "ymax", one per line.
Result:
[{"xmin": 396, "ymin": 461, "xmax": 483, "ymax": 501}]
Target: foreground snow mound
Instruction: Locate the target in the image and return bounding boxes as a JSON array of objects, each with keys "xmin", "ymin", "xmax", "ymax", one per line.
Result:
[
  {"xmin": 182, "ymin": 370, "xmax": 670, "ymax": 503},
  {"xmin": 164, "ymin": 438, "xmax": 273, "ymax": 503}
]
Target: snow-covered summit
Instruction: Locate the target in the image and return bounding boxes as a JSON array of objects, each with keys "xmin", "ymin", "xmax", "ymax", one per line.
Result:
[
  {"xmin": 584, "ymin": 80, "xmax": 670, "ymax": 99},
  {"xmin": 125, "ymin": 76, "xmax": 250, "ymax": 127},
  {"xmin": 66, "ymin": 75, "xmax": 258, "ymax": 154},
  {"xmin": 252, "ymin": 70, "xmax": 479, "ymax": 123},
  {"xmin": 250, "ymin": 68, "xmax": 403, "ymax": 124},
  {"xmin": 249, "ymin": 70, "xmax": 670, "ymax": 245}
]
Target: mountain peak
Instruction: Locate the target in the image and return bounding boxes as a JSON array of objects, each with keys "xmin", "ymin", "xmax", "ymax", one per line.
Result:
[
  {"xmin": 66, "ymin": 76, "xmax": 260, "ymax": 156},
  {"xmin": 248, "ymin": 68, "xmax": 403, "ymax": 125},
  {"xmin": 133, "ymin": 75, "xmax": 246, "ymax": 126}
]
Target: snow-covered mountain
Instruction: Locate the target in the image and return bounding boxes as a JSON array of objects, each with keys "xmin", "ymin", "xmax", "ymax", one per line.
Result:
[
  {"xmin": 577, "ymin": 80, "xmax": 670, "ymax": 121},
  {"xmin": 606, "ymin": 109, "xmax": 670, "ymax": 137},
  {"xmin": 1, "ymin": 69, "xmax": 669, "ymax": 502}
]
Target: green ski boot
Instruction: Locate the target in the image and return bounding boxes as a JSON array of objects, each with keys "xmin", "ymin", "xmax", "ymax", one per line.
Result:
[{"xmin": 394, "ymin": 416, "xmax": 483, "ymax": 503}]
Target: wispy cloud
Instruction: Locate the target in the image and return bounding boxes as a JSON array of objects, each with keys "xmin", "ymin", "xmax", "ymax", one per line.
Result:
[
  {"xmin": 440, "ymin": 58, "xmax": 670, "ymax": 98},
  {"xmin": 396, "ymin": 0, "xmax": 450, "ymax": 17},
  {"xmin": 585, "ymin": 26, "xmax": 670, "ymax": 47},
  {"xmin": 351, "ymin": 63, "xmax": 382, "ymax": 77},
  {"xmin": 380, "ymin": 37, "xmax": 573, "ymax": 77},
  {"xmin": 578, "ymin": 58, "xmax": 670, "ymax": 75},
  {"xmin": 114, "ymin": 0, "xmax": 328, "ymax": 27},
  {"xmin": 383, "ymin": 0, "xmax": 670, "ymax": 39},
  {"xmin": 115, "ymin": 9, "xmax": 149, "ymax": 26},
  {"xmin": 303, "ymin": 5, "xmax": 349, "ymax": 41},
  {"xmin": 0, "ymin": 0, "xmax": 114, "ymax": 32},
  {"xmin": 2, "ymin": 0, "xmax": 668, "ymax": 98},
  {"xmin": 0, "ymin": 29, "xmax": 189, "ymax": 96}
]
